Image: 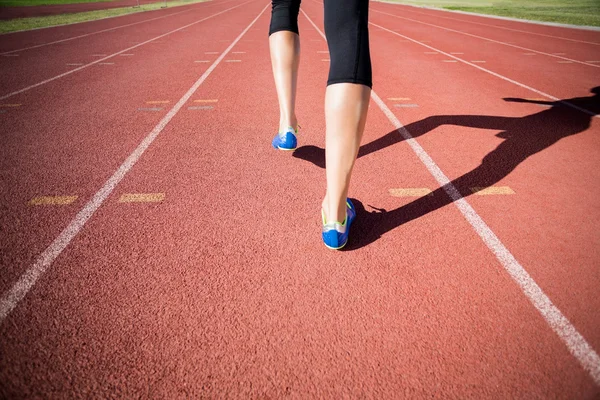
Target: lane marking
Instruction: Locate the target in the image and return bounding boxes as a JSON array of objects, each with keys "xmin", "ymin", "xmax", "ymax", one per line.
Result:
[
  {"xmin": 195, "ymin": 60, "xmax": 210, "ymax": 63},
  {"xmin": 0, "ymin": 2, "xmax": 269, "ymax": 324},
  {"xmin": 0, "ymin": 7, "xmax": 195, "ymax": 55},
  {"xmin": 302, "ymin": 7, "xmax": 600, "ymax": 387},
  {"xmin": 225, "ymin": 59, "xmax": 241, "ymax": 62},
  {"xmin": 0, "ymin": 104, "xmax": 21, "ymax": 107},
  {"xmin": 232, "ymin": 51, "xmax": 246, "ymax": 54},
  {"xmin": 66, "ymin": 63, "xmax": 84, "ymax": 66},
  {"xmin": 386, "ymin": 4, "xmax": 600, "ymax": 46},
  {"xmin": 369, "ymin": 21, "xmax": 598, "ymax": 118},
  {"xmin": 471, "ymin": 186, "xmax": 515, "ymax": 195},
  {"xmin": 388, "ymin": 97, "xmax": 411, "ymax": 101},
  {"xmin": 471, "ymin": 60, "xmax": 486, "ymax": 63},
  {"xmin": 371, "ymin": 8, "xmax": 600, "ymax": 68},
  {"xmin": 91, "ymin": 54, "xmax": 107, "ymax": 57},
  {"xmin": 29, "ymin": 196, "xmax": 78, "ymax": 206},
  {"xmin": 146, "ymin": 100, "xmax": 169, "ymax": 104},
  {"xmin": 119, "ymin": 193, "xmax": 164, "ymax": 203},
  {"xmin": 0, "ymin": 0, "xmax": 252, "ymax": 102},
  {"xmin": 389, "ymin": 188, "xmax": 432, "ymax": 197},
  {"xmin": 120, "ymin": 54, "xmax": 134, "ymax": 56},
  {"xmin": 394, "ymin": 104, "xmax": 419, "ymax": 108},
  {"xmin": 585, "ymin": 61, "xmax": 600, "ymax": 63},
  {"xmin": 138, "ymin": 107, "xmax": 163, "ymax": 111},
  {"xmin": 205, "ymin": 51, "xmax": 220, "ymax": 54},
  {"xmin": 188, "ymin": 105, "xmax": 214, "ymax": 110},
  {"xmin": 194, "ymin": 99, "xmax": 218, "ymax": 102},
  {"xmin": 450, "ymin": 52, "xmax": 464, "ymax": 55},
  {"xmin": 558, "ymin": 61, "xmax": 574, "ymax": 64},
  {"xmin": 98, "ymin": 62, "xmax": 115, "ymax": 65}
]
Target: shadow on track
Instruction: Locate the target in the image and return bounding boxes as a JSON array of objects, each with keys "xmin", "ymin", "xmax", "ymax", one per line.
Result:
[{"xmin": 293, "ymin": 87, "xmax": 600, "ymax": 250}]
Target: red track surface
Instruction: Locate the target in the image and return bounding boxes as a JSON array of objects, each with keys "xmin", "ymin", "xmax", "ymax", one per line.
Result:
[{"xmin": 1, "ymin": 0, "xmax": 599, "ymax": 397}]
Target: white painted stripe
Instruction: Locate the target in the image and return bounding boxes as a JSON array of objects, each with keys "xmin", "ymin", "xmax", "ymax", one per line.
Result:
[
  {"xmin": 0, "ymin": 8, "xmax": 194, "ymax": 55},
  {"xmin": 0, "ymin": 1, "xmax": 252, "ymax": 102},
  {"xmin": 98, "ymin": 62, "xmax": 115, "ymax": 65},
  {"xmin": 66, "ymin": 63, "xmax": 84, "ymax": 66},
  {"xmin": 232, "ymin": 51, "xmax": 246, "ymax": 54},
  {"xmin": 394, "ymin": 103, "xmax": 419, "ymax": 108},
  {"xmin": 195, "ymin": 60, "xmax": 210, "ymax": 63},
  {"xmin": 303, "ymin": 7, "xmax": 600, "ymax": 387},
  {"xmin": 0, "ymin": 3, "xmax": 270, "ymax": 323},
  {"xmin": 379, "ymin": 3, "xmax": 600, "ymax": 45},
  {"xmin": 371, "ymin": 8, "xmax": 600, "ymax": 68},
  {"xmin": 369, "ymin": 21, "xmax": 598, "ymax": 118}
]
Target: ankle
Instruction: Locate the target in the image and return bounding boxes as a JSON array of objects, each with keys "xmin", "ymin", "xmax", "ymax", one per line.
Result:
[{"xmin": 279, "ymin": 118, "xmax": 298, "ymax": 133}]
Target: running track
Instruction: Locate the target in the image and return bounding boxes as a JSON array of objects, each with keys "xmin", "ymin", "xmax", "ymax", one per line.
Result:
[{"xmin": 0, "ymin": 0, "xmax": 599, "ymax": 397}]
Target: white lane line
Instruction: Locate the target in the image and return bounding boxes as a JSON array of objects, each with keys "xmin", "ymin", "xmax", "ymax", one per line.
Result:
[
  {"xmin": 371, "ymin": 8, "xmax": 600, "ymax": 68},
  {"xmin": 369, "ymin": 21, "xmax": 598, "ymax": 118},
  {"xmin": 0, "ymin": 1, "xmax": 251, "ymax": 102},
  {"xmin": 0, "ymin": 3, "xmax": 270, "ymax": 324},
  {"xmin": 385, "ymin": 4, "xmax": 600, "ymax": 46},
  {"xmin": 0, "ymin": 0, "xmax": 238, "ymax": 56},
  {"xmin": 302, "ymin": 7, "xmax": 600, "ymax": 387}
]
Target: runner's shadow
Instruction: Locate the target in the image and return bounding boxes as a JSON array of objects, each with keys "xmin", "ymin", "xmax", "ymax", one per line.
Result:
[{"xmin": 294, "ymin": 87, "xmax": 600, "ymax": 250}]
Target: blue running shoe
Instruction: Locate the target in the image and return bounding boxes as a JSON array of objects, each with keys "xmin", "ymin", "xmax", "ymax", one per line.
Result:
[
  {"xmin": 321, "ymin": 198, "xmax": 356, "ymax": 250},
  {"xmin": 272, "ymin": 126, "xmax": 297, "ymax": 151}
]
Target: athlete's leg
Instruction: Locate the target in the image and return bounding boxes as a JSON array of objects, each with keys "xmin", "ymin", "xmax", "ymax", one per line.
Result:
[
  {"xmin": 269, "ymin": 0, "xmax": 301, "ymax": 134},
  {"xmin": 322, "ymin": 0, "xmax": 372, "ymax": 225}
]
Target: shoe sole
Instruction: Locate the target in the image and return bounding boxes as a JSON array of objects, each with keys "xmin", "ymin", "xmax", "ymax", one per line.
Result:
[
  {"xmin": 277, "ymin": 146, "xmax": 296, "ymax": 151},
  {"xmin": 324, "ymin": 240, "xmax": 347, "ymax": 250}
]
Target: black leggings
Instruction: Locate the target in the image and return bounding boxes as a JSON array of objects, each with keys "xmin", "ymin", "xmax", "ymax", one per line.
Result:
[{"xmin": 269, "ymin": 0, "xmax": 372, "ymax": 88}]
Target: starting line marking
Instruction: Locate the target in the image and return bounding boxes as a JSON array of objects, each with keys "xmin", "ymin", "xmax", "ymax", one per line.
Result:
[
  {"xmin": 29, "ymin": 196, "xmax": 78, "ymax": 206},
  {"xmin": 194, "ymin": 99, "xmax": 218, "ymax": 103},
  {"xmin": 119, "ymin": 193, "xmax": 164, "ymax": 203},
  {"xmin": 471, "ymin": 186, "xmax": 515, "ymax": 195},
  {"xmin": 395, "ymin": 104, "xmax": 419, "ymax": 108},
  {"xmin": 389, "ymin": 188, "xmax": 432, "ymax": 197}
]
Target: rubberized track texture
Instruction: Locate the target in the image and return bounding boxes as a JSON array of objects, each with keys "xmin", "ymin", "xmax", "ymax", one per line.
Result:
[{"xmin": 0, "ymin": 0, "xmax": 599, "ymax": 397}]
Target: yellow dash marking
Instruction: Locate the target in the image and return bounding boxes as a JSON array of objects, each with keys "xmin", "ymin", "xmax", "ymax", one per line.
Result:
[
  {"xmin": 471, "ymin": 60, "xmax": 486, "ymax": 63},
  {"xmin": 225, "ymin": 60, "xmax": 241, "ymax": 62},
  {"xmin": 388, "ymin": 97, "xmax": 411, "ymax": 101},
  {"xmin": 195, "ymin": 60, "xmax": 210, "ymax": 63},
  {"xmin": 470, "ymin": 186, "xmax": 515, "ymax": 195},
  {"xmin": 194, "ymin": 99, "xmax": 218, "ymax": 103},
  {"xmin": 232, "ymin": 51, "xmax": 246, "ymax": 54},
  {"xmin": 389, "ymin": 188, "xmax": 432, "ymax": 197},
  {"xmin": 321, "ymin": 59, "xmax": 330, "ymax": 61},
  {"xmin": 119, "ymin": 193, "xmax": 165, "ymax": 203},
  {"xmin": 29, "ymin": 196, "xmax": 78, "ymax": 206},
  {"xmin": 0, "ymin": 104, "xmax": 21, "ymax": 107},
  {"xmin": 585, "ymin": 60, "xmax": 600, "ymax": 63},
  {"xmin": 146, "ymin": 100, "xmax": 169, "ymax": 104},
  {"xmin": 317, "ymin": 51, "xmax": 329, "ymax": 53}
]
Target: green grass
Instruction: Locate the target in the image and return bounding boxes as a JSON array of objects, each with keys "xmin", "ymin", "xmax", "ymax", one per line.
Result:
[
  {"xmin": 0, "ymin": 0, "xmax": 118, "ymax": 7},
  {"xmin": 0, "ymin": 0, "xmax": 207, "ymax": 33},
  {"xmin": 384, "ymin": 0, "xmax": 600, "ymax": 27}
]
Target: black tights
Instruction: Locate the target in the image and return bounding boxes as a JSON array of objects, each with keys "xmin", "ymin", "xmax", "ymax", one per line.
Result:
[{"xmin": 269, "ymin": 0, "xmax": 372, "ymax": 88}]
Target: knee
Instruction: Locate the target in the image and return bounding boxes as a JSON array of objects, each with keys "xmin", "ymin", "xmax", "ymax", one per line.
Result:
[{"xmin": 269, "ymin": 0, "xmax": 301, "ymax": 36}]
